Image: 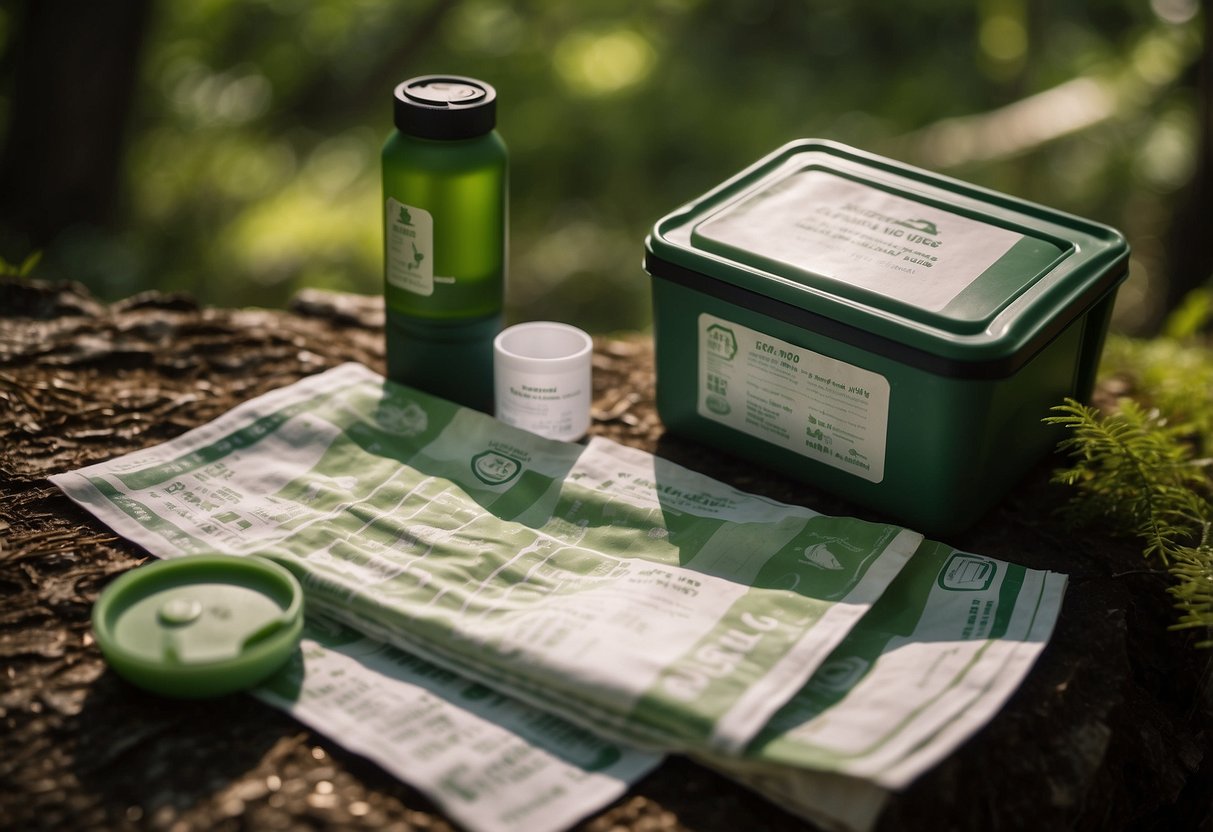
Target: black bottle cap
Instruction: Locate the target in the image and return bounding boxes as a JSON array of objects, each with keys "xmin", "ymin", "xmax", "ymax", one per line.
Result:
[{"xmin": 393, "ymin": 75, "xmax": 497, "ymax": 140}]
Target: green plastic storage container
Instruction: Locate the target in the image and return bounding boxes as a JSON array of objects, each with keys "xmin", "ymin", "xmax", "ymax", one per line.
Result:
[{"xmin": 644, "ymin": 140, "xmax": 1129, "ymax": 535}]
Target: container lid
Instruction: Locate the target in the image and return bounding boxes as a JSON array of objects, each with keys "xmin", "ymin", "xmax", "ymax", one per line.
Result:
[
  {"xmin": 645, "ymin": 140, "xmax": 1130, "ymax": 375},
  {"xmin": 91, "ymin": 554, "xmax": 304, "ymax": 698},
  {"xmin": 394, "ymin": 75, "xmax": 497, "ymax": 140}
]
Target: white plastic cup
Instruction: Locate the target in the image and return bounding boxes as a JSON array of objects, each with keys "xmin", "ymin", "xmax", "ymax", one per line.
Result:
[{"xmin": 493, "ymin": 322, "xmax": 593, "ymax": 441}]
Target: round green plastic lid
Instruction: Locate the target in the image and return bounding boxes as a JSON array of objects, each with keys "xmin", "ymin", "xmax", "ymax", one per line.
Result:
[{"xmin": 92, "ymin": 554, "xmax": 304, "ymax": 698}]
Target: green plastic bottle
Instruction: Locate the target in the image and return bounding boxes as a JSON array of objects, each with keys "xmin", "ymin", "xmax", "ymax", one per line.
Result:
[{"xmin": 382, "ymin": 75, "xmax": 507, "ymax": 411}]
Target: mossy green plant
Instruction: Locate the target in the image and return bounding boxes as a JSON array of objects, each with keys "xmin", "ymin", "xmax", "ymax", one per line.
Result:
[{"xmin": 1047, "ymin": 293, "xmax": 1213, "ymax": 648}]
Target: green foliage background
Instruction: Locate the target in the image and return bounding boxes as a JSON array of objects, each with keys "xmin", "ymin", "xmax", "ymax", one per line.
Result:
[{"xmin": 0, "ymin": 0, "xmax": 1206, "ymax": 334}]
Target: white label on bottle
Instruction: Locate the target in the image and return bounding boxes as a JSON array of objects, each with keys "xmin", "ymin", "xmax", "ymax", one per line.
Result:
[
  {"xmin": 386, "ymin": 198, "xmax": 434, "ymax": 296},
  {"xmin": 697, "ymin": 313, "xmax": 890, "ymax": 483},
  {"xmin": 695, "ymin": 171, "xmax": 1024, "ymax": 312}
]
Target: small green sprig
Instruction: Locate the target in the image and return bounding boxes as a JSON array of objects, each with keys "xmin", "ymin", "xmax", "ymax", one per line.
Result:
[
  {"xmin": 0, "ymin": 251, "xmax": 42, "ymax": 279},
  {"xmin": 1046, "ymin": 399, "xmax": 1211, "ymax": 563},
  {"xmin": 1170, "ymin": 539, "xmax": 1213, "ymax": 646}
]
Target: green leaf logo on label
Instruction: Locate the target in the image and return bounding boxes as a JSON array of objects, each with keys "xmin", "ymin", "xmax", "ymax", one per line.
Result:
[
  {"xmin": 938, "ymin": 552, "xmax": 997, "ymax": 591},
  {"xmin": 471, "ymin": 450, "xmax": 523, "ymax": 486}
]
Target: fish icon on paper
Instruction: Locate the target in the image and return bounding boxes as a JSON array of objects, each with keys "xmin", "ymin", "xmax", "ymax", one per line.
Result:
[
  {"xmin": 938, "ymin": 552, "xmax": 997, "ymax": 591},
  {"xmin": 799, "ymin": 542, "xmax": 844, "ymax": 571}
]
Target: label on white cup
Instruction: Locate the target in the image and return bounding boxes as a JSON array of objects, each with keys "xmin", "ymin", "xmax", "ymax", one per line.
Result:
[{"xmin": 497, "ymin": 368, "xmax": 589, "ymax": 442}]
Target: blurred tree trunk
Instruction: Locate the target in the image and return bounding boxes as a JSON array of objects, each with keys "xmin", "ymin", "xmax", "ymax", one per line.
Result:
[
  {"xmin": 0, "ymin": 0, "xmax": 152, "ymax": 247},
  {"xmin": 1160, "ymin": 0, "xmax": 1213, "ymax": 324}
]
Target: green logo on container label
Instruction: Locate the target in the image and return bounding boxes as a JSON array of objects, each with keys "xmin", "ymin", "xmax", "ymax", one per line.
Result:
[
  {"xmin": 938, "ymin": 552, "xmax": 997, "ymax": 591},
  {"xmin": 705, "ymin": 395, "xmax": 731, "ymax": 415},
  {"xmin": 706, "ymin": 324, "xmax": 737, "ymax": 360},
  {"xmin": 893, "ymin": 218, "xmax": 939, "ymax": 235},
  {"xmin": 471, "ymin": 450, "xmax": 523, "ymax": 486}
]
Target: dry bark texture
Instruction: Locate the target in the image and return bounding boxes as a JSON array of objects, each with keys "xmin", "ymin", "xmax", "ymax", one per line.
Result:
[{"xmin": 2, "ymin": 278, "xmax": 1211, "ymax": 831}]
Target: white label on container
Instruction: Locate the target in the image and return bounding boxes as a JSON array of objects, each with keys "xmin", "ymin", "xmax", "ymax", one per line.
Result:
[
  {"xmin": 495, "ymin": 368, "xmax": 591, "ymax": 442},
  {"xmin": 386, "ymin": 197, "xmax": 434, "ymax": 296},
  {"xmin": 695, "ymin": 170, "xmax": 1024, "ymax": 312},
  {"xmin": 697, "ymin": 314, "xmax": 889, "ymax": 483}
]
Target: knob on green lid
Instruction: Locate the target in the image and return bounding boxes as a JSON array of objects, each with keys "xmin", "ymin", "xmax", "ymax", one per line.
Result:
[{"xmin": 91, "ymin": 554, "xmax": 304, "ymax": 698}]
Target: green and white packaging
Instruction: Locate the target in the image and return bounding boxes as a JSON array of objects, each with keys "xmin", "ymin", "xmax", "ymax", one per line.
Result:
[
  {"xmin": 54, "ymin": 363, "xmax": 920, "ymax": 754},
  {"xmin": 254, "ymin": 614, "xmax": 662, "ymax": 832},
  {"xmin": 714, "ymin": 540, "xmax": 1065, "ymax": 831},
  {"xmin": 54, "ymin": 363, "xmax": 1065, "ymax": 832}
]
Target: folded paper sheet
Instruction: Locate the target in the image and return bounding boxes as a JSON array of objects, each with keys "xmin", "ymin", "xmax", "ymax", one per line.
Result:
[
  {"xmin": 254, "ymin": 614, "xmax": 662, "ymax": 832},
  {"xmin": 54, "ymin": 363, "xmax": 1064, "ymax": 832}
]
